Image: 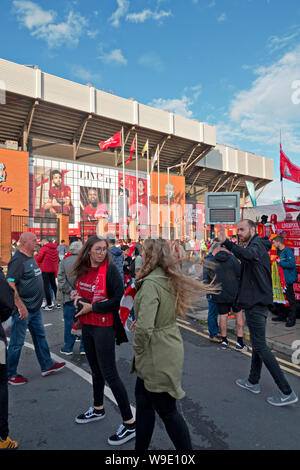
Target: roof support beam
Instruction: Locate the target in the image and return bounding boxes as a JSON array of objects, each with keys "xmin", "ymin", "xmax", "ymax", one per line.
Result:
[
  {"xmin": 213, "ymin": 175, "xmax": 233, "ymax": 193},
  {"xmin": 72, "ymin": 114, "xmax": 93, "ymax": 160},
  {"xmin": 150, "ymin": 135, "xmax": 171, "ymax": 171},
  {"xmin": 186, "ymin": 168, "xmax": 206, "ymax": 196},
  {"xmin": 21, "ymin": 99, "xmax": 39, "ymax": 151}
]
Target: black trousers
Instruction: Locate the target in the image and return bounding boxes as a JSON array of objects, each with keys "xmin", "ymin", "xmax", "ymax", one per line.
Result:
[
  {"xmin": 245, "ymin": 305, "xmax": 292, "ymax": 395},
  {"xmin": 82, "ymin": 324, "xmax": 133, "ymax": 422},
  {"xmin": 135, "ymin": 377, "xmax": 192, "ymax": 451},
  {"xmin": 285, "ymin": 284, "xmax": 297, "ymax": 323},
  {"xmin": 0, "ymin": 361, "xmax": 8, "ymax": 440},
  {"xmin": 42, "ymin": 272, "xmax": 57, "ymax": 306}
]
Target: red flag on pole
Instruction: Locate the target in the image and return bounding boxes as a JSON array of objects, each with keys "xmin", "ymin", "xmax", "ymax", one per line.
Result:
[
  {"xmin": 280, "ymin": 145, "xmax": 300, "ymax": 183},
  {"xmin": 99, "ymin": 131, "xmax": 121, "ymax": 151},
  {"xmin": 126, "ymin": 135, "xmax": 136, "ymax": 165}
]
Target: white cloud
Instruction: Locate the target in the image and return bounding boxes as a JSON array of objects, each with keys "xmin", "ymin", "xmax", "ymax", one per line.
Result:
[
  {"xmin": 267, "ymin": 32, "xmax": 299, "ymax": 53},
  {"xmin": 149, "ymin": 96, "xmax": 194, "ymax": 118},
  {"xmin": 99, "ymin": 49, "xmax": 127, "ymax": 65},
  {"xmin": 149, "ymin": 83, "xmax": 203, "ymax": 118},
  {"xmin": 217, "ymin": 12, "xmax": 227, "ymax": 22},
  {"xmin": 13, "ymin": 1, "xmax": 89, "ymax": 48},
  {"xmin": 126, "ymin": 9, "xmax": 172, "ymax": 23},
  {"xmin": 70, "ymin": 65, "xmax": 100, "ymax": 84},
  {"xmin": 109, "ymin": 0, "xmax": 130, "ymax": 27},
  {"xmin": 215, "ymin": 43, "xmax": 300, "ymax": 157},
  {"xmin": 257, "ymin": 179, "xmax": 300, "ymax": 205}
]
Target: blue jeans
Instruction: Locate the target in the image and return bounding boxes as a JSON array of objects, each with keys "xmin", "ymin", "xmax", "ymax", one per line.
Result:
[
  {"xmin": 7, "ymin": 309, "xmax": 54, "ymax": 379},
  {"xmin": 207, "ymin": 299, "xmax": 219, "ymax": 338},
  {"xmin": 62, "ymin": 301, "xmax": 84, "ymax": 353},
  {"xmin": 245, "ymin": 305, "xmax": 292, "ymax": 395}
]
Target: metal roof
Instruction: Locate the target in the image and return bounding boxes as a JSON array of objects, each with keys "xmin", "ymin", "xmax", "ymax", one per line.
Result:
[{"xmin": 0, "ymin": 57, "xmax": 273, "ymax": 196}]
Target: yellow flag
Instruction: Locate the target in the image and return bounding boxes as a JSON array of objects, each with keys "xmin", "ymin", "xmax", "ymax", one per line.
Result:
[
  {"xmin": 142, "ymin": 140, "xmax": 148, "ymax": 157},
  {"xmin": 272, "ymin": 262, "xmax": 286, "ymax": 304}
]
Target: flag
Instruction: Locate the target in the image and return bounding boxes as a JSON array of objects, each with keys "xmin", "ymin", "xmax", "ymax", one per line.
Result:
[
  {"xmin": 151, "ymin": 146, "xmax": 158, "ymax": 172},
  {"xmin": 125, "ymin": 135, "xmax": 136, "ymax": 165},
  {"xmin": 271, "ymin": 261, "xmax": 287, "ymax": 305},
  {"xmin": 119, "ymin": 283, "xmax": 137, "ymax": 326},
  {"xmin": 245, "ymin": 180, "xmax": 257, "ymax": 207},
  {"xmin": 284, "ymin": 201, "xmax": 300, "ymax": 212},
  {"xmin": 142, "ymin": 140, "xmax": 148, "ymax": 157},
  {"xmin": 280, "ymin": 145, "xmax": 300, "ymax": 184},
  {"xmin": 99, "ymin": 130, "xmax": 121, "ymax": 151}
]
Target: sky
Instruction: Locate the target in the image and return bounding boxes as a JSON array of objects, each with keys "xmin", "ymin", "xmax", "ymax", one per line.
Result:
[{"xmin": 0, "ymin": 0, "xmax": 299, "ymax": 204}]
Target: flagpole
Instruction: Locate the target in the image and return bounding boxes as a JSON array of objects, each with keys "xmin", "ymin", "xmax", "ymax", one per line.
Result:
[
  {"xmin": 135, "ymin": 133, "xmax": 139, "ymax": 230},
  {"xmin": 280, "ymin": 129, "xmax": 284, "ymax": 203},
  {"xmin": 146, "ymin": 140, "xmax": 150, "ymax": 236},
  {"xmin": 121, "ymin": 126, "xmax": 126, "ymax": 239},
  {"xmin": 157, "ymin": 144, "xmax": 160, "ymax": 236}
]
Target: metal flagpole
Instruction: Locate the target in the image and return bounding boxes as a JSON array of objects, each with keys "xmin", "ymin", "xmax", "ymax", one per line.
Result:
[
  {"xmin": 280, "ymin": 129, "xmax": 284, "ymax": 203},
  {"xmin": 167, "ymin": 167, "xmax": 170, "ymax": 240},
  {"xmin": 121, "ymin": 127, "xmax": 126, "ymax": 238},
  {"xmin": 157, "ymin": 144, "xmax": 160, "ymax": 236},
  {"xmin": 146, "ymin": 140, "xmax": 150, "ymax": 236},
  {"xmin": 135, "ymin": 133, "xmax": 139, "ymax": 228}
]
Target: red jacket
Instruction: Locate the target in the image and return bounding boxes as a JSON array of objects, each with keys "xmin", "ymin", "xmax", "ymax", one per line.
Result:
[{"xmin": 36, "ymin": 243, "xmax": 59, "ymax": 273}]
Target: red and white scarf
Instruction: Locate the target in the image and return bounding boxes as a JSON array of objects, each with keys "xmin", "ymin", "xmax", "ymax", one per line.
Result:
[{"xmin": 119, "ymin": 283, "xmax": 137, "ymax": 326}]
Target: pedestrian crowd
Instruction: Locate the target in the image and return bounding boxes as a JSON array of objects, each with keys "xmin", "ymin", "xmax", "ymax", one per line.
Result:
[{"xmin": 0, "ymin": 220, "xmax": 298, "ymax": 450}]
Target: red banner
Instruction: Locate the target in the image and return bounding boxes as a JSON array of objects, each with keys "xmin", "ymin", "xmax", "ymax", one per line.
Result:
[
  {"xmin": 99, "ymin": 131, "xmax": 121, "ymax": 151},
  {"xmin": 280, "ymin": 145, "xmax": 300, "ymax": 183}
]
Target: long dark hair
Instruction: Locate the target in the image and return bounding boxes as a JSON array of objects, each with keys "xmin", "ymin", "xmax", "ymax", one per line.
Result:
[{"xmin": 71, "ymin": 235, "xmax": 110, "ymax": 282}]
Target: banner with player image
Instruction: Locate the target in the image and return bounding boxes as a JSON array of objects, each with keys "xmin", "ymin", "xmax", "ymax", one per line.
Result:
[{"xmin": 30, "ymin": 157, "xmax": 119, "ymax": 234}]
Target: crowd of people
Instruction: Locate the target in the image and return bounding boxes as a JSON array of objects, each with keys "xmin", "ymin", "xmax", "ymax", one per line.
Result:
[{"xmin": 0, "ymin": 220, "xmax": 298, "ymax": 450}]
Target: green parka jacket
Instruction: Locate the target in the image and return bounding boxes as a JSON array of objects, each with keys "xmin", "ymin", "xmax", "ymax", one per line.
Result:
[{"xmin": 132, "ymin": 267, "xmax": 185, "ymax": 399}]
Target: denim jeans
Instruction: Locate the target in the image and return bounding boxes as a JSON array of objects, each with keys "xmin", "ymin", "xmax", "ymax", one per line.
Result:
[
  {"xmin": 207, "ymin": 299, "xmax": 219, "ymax": 338},
  {"xmin": 7, "ymin": 309, "xmax": 54, "ymax": 379},
  {"xmin": 245, "ymin": 305, "xmax": 292, "ymax": 395},
  {"xmin": 62, "ymin": 301, "xmax": 84, "ymax": 353}
]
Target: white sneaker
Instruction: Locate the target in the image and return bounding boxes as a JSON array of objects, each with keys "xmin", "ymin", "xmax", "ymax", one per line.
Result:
[
  {"xmin": 41, "ymin": 300, "xmax": 47, "ymax": 308},
  {"xmin": 44, "ymin": 305, "xmax": 54, "ymax": 311}
]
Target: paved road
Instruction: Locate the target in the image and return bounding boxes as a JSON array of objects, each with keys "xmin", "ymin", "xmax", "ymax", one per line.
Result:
[{"xmin": 6, "ymin": 307, "xmax": 300, "ymax": 451}]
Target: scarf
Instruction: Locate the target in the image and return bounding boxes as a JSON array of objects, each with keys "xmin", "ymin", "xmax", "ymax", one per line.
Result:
[{"xmin": 93, "ymin": 260, "xmax": 109, "ymax": 303}]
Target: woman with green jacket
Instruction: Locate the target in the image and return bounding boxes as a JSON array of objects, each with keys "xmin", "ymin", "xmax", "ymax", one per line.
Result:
[{"xmin": 132, "ymin": 238, "xmax": 215, "ymax": 451}]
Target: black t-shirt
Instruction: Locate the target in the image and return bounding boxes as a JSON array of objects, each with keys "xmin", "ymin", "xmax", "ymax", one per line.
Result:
[{"xmin": 7, "ymin": 251, "xmax": 44, "ymax": 312}]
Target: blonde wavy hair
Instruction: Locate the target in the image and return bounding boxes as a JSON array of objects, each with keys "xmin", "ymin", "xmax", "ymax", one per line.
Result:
[{"xmin": 135, "ymin": 238, "xmax": 217, "ymax": 318}]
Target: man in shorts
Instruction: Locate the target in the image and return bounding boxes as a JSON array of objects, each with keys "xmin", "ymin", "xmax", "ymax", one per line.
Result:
[{"xmin": 206, "ymin": 243, "xmax": 247, "ymax": 350}]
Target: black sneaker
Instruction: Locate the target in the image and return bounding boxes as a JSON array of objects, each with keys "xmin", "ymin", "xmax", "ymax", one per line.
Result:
[
  {"xmin": 221, "ymin": 340, "xmax": 229, "ymax": 349},
  {"xmin": 108, "ymin": 423, "xmax": 136, "ymax": 446},
  {"xmin": 75, "ymin": 406, "xmax": 105, "ymax": 424},
  {"xmin": 235, "ymin": 343, "xmax": 248, "ymax": 351}
]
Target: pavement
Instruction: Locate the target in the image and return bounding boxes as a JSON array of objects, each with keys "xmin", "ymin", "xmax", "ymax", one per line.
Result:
[
  {"xmin": 188, "ymin": 296, "xmax": 300, "ymax": 358},
  {"xmin": 183, "ymin": 259, "xmax": 300, "ymax": 359}
]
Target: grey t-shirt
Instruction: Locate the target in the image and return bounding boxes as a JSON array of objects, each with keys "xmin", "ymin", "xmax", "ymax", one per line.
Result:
[{"xmin": 7, "ymin": 251, "xmax": 44, "ymax": 312}]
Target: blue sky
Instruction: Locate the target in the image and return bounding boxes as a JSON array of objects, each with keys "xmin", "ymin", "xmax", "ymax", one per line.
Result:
[{"xmin": 1, "ymin": 0, "xmax": 300, "ymax": 203}]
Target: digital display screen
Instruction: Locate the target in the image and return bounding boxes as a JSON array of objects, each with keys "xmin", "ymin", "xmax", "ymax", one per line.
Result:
[
  {"xmin": 207, "ymin": 195, "xmax": 237, "ymax": 208},
  {"xmin": 209, "ymin": 208, "xmax": 236, "ymax": 223}
]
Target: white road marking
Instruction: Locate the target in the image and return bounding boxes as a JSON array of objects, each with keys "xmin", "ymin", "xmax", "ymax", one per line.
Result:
[{"xmin": 23, "ymin": 341, "xmax": 136, "ymax": 418}]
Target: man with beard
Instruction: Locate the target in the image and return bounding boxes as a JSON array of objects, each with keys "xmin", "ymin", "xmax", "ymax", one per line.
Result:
[
  {"xmin": 218, "ymin": 219, "xmax": 298, "ymax": 407},
  {"xmin": 43, "ymin": 170, "xmax": 73, "ymax": 217},
  {"xmin": 83, "ymin": 188, "xmax": 108, "ymax": 221}
]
